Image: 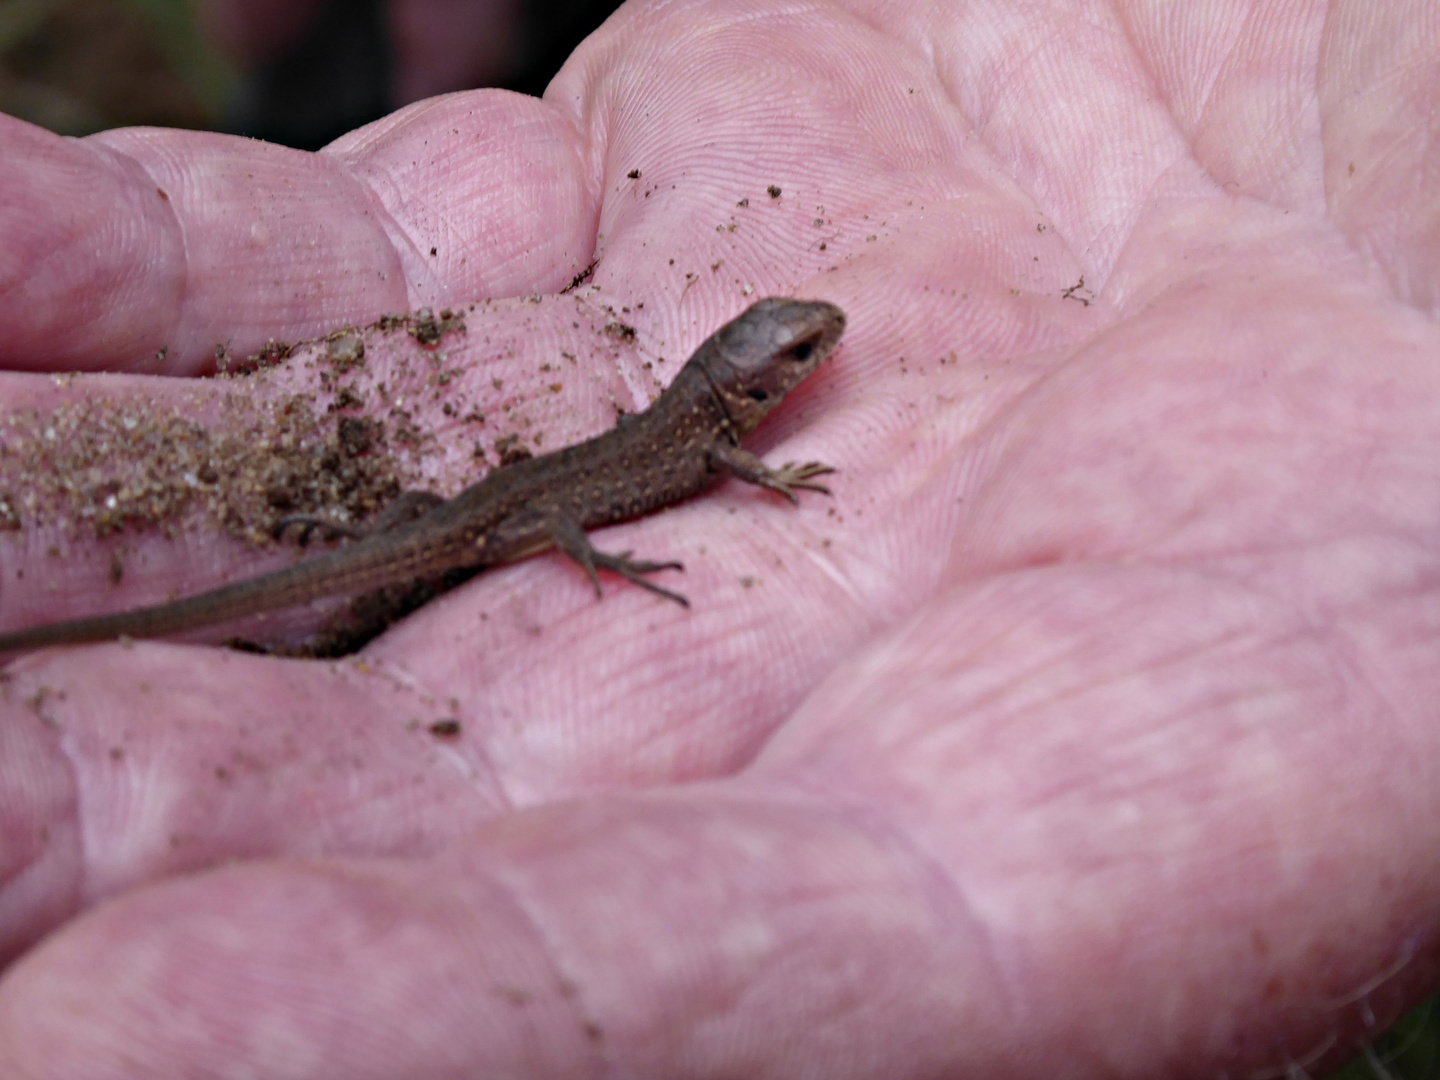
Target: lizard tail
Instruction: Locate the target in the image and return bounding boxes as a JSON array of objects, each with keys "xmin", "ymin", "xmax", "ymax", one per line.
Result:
[{"xmin": 0, "ymin": 536, "xmax": 464, "ymax": 654}]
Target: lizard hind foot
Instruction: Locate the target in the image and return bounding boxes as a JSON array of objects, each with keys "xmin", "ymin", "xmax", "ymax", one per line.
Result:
[
  {"xmin": 549, "ymin": 516, "xmax": 690, "ymax": 607},
  {"xmin": 592, "ymin": 548, "xmax": 690, "ymax": 607},
  {"xmin": 274, "ymin": 491, "xmax": 447, "ymax": 546},
  {"xmin": 274, "ymin": 514, "xmax": 364, "ymax": 545}
]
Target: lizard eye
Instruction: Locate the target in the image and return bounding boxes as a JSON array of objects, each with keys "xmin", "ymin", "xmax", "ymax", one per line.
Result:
[
  {"xmin": 747, "ymin": 389, "xmax": 768, "ymax": 402},
  {"xmin": 788, "ymin": 342, "xmax": 814, "ymax": 361}
]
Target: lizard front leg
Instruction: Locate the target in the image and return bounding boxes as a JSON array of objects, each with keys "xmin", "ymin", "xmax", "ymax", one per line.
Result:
[{"xmin": 706, "ymin": 442, "xmax": 835, "ymax": 503}]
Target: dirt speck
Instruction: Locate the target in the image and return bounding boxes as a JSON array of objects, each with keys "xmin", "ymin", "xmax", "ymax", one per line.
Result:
[
  {"xmin": 325, "ymin": 333, "xmax": 365, "ymax": 371},
  {"xmin": 408, "ymin": 307, "xmax": 466, "ymax": 347},
  {"xmin": 0, "ymin": 389, "xmax": 406, "ymax": 546}
]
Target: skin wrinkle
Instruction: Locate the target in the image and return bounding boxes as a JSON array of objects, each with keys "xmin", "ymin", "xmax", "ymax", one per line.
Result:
[
  {"xmin": 595, "ymin": 786, "xmax": 1024, "ymax": 1061},
  {"xmin": 1189, "ymin": 528, "xmax": 1432, "ymax": 725},
  {"xmin": 94, "ymin": 139, "xmax": 196, "ymax": 355},
  {"xmin": 363, "ymin": 178, "xmax": 445, "ymax": 307},
  {"xmin": 722, "ymin": 494, "xmax": 848, "ymax": 601},
  {"xmin": 737, "ymin": 778, "xmax": 1027, "ymax": 1026},
  {"xmin": 1303, "ymin": 585, "xmax": 1434, "ymax": 764},
  {"xmin": 790, "ymin": 529, "xmax": 864, "ymax": 608},
  {"xmin": 477, "ymin": 820, "xmax": 650, "ymax": 1067},
  {"xmin": 454, "ymin": 851, "xmax": 612, "ymax": 1073},
  {"xmin": 770, "ymin": 566, "xmax": 1344, "ymax": 818},
  {"xmin": 579, "ymin": 291, "xmax": 670, "ymax": 416},
  {"xmin": 52, "ymin": 728, "xmax": 96, "ymax": 913},
  {"xmin": 350, "ymin": 654, "xmax": 517, "ymax": 809},
  {"xmin": 0, "ymin": 705, "xmax": 79, "ymax": 961},
  {"xmin": 937, "ymin": 9, "xmax": 1196, "ymax": 275},
  {"xmin": 800, "ymin": 642, "xmax": 1347, "ymax": 1077},
  {"xmin": 55, "ymin": 138, "xmax": 188, "ymax": 358},
  {"xmin": 319, "ymin": 137, "xmax": 446, "ymax": 306}
]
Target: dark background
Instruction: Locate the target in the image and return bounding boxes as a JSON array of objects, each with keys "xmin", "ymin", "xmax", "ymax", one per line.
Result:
[{"xmin": 0, "ymin": 0, "xmax": 621, "ymax": 147}]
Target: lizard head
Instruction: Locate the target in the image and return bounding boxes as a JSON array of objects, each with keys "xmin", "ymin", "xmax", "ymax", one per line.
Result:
[{"xmin": 698, "ymin": 297, "xmax": 847, "ymax": 438}]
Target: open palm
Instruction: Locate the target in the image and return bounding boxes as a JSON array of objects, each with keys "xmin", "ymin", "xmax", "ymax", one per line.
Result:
[{"xmin": 1, "ymin": 1, "xmax": 1437, "ymax": 1076}]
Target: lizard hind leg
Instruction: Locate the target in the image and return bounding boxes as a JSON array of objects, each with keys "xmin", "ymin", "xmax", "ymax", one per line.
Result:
[
  {"xmin": 275, "ymin": 490, "xmax": 447, "ymax": 545},
  {"xmin": 549, "ymin": 516, "xmax": 689, "ymax": 607}
]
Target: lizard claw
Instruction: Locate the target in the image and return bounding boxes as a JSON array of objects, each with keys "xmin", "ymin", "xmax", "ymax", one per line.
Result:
[{"xmin": 766, "ymin": 461, "xmax": 836, "ymax": 501}]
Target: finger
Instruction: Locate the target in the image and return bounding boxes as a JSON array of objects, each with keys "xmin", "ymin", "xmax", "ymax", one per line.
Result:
[
  {"xmin": 0, "ymin": 90, "xmax": 593, "ymax": 374},
  {"xmin": 0, "ymin": 794, "xmax": 1013, "ymax": 1079},
  {"xmin": 0, "ymin": 644, "xmax": 511, "ymax": 963}
]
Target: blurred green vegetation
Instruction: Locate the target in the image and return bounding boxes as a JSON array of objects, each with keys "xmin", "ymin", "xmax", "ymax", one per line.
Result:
[
  {"xmin": 0, "ymin": 0, "xmax": 54, "ymax": 52},
  {"xmin": 116, "ymin": 0, "xmax": 233, "ymax": 111},
  {"xmin": 1328, "ymin": 997, "xmax": 1440, "ymax": 1080},
  {"xmin": 0, "ymin": 0, "xmax": 234, "ymax": 133}
]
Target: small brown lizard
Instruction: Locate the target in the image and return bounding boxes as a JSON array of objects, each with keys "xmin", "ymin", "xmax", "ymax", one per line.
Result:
[{"xmin": 0, "ymin": 297, "xmax": 845, "ymax": 654}]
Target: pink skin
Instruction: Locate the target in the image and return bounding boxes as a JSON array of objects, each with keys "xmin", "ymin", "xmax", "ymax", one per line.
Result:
[{"xmin": 1, "ymin": 0, "xmax": 1438, "ymax": 1076}]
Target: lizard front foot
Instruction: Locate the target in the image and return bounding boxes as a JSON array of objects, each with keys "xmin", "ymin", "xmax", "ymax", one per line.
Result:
[
  {"xmin": 706, "ymin": 442, "xmax": 836, "ymax": 503},
  {"xmin": 764, "ymin": 460, "xmax": 836, "ymax": 501},
  {"xmin": 588, "ymin": 549, "xmax": 689, "ymax": 607}
]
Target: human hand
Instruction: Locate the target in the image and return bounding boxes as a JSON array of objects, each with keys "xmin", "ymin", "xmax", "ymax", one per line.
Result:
[{"xmin": 1, "ymin": 1, "xmax": 1438, "ymax": 1076}]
